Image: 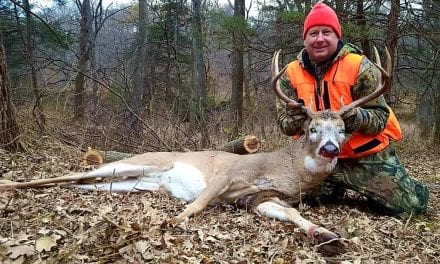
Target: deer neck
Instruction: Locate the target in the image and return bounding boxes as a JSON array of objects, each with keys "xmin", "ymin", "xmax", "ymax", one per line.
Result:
[
  {"xmin": 276, "ymin": 140, "xmax": 338, "ymax": 177},
  {"xmin": 303, "ymin": 155, "xmax": 338, "ymax": 176}
]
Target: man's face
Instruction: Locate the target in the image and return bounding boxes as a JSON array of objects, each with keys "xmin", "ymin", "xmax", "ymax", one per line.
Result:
[{"xmin": 303, "ymin": 26, "xmax": 339, "ymax": 63}]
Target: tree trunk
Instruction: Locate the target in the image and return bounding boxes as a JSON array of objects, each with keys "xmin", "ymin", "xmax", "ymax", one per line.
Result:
[
  {"xmin": 191, "ymin": 0, "xmax": 210, "ymax": 148},
  {"xmin": 293, "ymin": 0, "xmax": 303, "ymax": 13},
  {"xmin": 304, "ymin": 0, "xmax": 311, "ymax": 13},
  {"xmin": 385, "ymin": 0, "xmax": 399, "ymax": 105},
  {"xmin": 243, "ymin": 38, "xmax": 252, "ymax": 108},
  {"xmin": 74, "ymin": 0, "xmax": 92, "ymax": 119},
  {"xmin": 356, "ymin": 0, "xmax": 371, "ymax": 58},
  {"xmin": 230, "ymin": 0, "xmax": 245, "ymax": 139},
  {"xmin": 23, "ymin": 0, "xmax": 45, "ymax": 131},
  {"xmin": 0, "ymin": 33, "xmax": 24, "ymax": 152},
  {"xmin": 334, "ymin": 0, "xmax": 344, "ymax": 14},
  {"xmin": 89, "ymin": 0, "xmax": 102, "ymax": 115},
  {"xmin": 434, "ymin": 83, "xmax": 440, "ymax": 146},
  {"xmin": 129, "ymin": 0, "xmax": 147, "ymax": 119}
]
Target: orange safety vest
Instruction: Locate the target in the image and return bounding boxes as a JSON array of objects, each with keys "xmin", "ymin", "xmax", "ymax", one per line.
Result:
[{"xmin": 285, "ymin": 53, "xmax": 402, "ymax": 159}]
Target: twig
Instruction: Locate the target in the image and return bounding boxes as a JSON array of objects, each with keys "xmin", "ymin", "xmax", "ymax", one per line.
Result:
[
  {"xmin": 404, "ymin": 211, "xmax": 414, "ymax": 229},
  {"xmin": 1, "ymin": 195, "xmax": 14, "ymax": 215},
  {"xmin": 314, "ymin": 237, "xmax": 349, "ymax": 248},
  {"xmin": 102, "ymin": 215, "xmax": 121, "ymax": 229}
]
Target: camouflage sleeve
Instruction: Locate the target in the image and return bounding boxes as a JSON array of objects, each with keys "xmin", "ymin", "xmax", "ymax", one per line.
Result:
[
  {"xmin": 351, "ymin": 57, "xmax": 390, "ymax": 135},
  {"xmin": 276, "ymin": 72, "xmax": 304, "ymax": 136}
]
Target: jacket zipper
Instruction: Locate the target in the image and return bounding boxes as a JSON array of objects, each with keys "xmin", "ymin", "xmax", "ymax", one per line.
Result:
[{"xmin": 315, "ymin": 77, "xmax": 324, "ymax": 111}]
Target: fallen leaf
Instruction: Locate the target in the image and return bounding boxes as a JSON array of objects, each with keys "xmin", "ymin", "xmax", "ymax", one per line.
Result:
[
  {"xmin": 35, "ymin": 236, "xmax": 57, "ymax": 252},
  {"xmin": 135, "ymin": 240, "xmax": 149, "ymax": 254},
  {"xmin": 2, "ymin": 255, "xmax": 25, "ymax": 264},
  {"xmin": 161, "ymin": 232, "xmax": 175, "ymax": 248},
  {"xmin": 7, "ymin": 245, "xmax": 34, "ymax": 259},
  {"xmin": 135, "ymin": 240, "xmax": 151, "ymax": 260},
  {"xmin": 15, "ymin": 232, "xmax": 32, "ymax": 243}
]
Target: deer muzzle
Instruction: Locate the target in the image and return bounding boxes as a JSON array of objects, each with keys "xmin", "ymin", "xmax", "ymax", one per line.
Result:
[{"xmin": 318, "ymin": 141, "xmax": 340, "ymax": 159}]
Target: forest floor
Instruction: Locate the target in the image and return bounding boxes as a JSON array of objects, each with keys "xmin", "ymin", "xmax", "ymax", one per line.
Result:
[{"xmin": 0, "ymin": 112, "xmax": 439, "ymax": 263}]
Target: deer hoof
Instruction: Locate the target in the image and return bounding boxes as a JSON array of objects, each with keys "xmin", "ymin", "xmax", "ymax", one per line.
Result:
[{"xmin": 313, "ymin": 230, "xmax": 347, "ymax": 256}]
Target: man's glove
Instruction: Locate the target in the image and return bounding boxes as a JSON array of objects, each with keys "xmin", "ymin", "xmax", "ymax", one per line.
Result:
[
  {"xmin": 280, "ymin": 104, "xmax": 307, "ymax": 135},
  {"xmin": 340, "ymin": 107, "xmax": 364, "ymax": 134}
]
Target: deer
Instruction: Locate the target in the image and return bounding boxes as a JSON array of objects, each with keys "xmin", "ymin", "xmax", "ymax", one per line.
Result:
[{"xmin": 0, "ymin": 48, "xmax": 390, "ymax": 255}]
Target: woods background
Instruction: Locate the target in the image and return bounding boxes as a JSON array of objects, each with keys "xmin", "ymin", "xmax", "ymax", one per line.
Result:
[
  {"xmin": 1, "ymin": 0, "xmax": 439, "ymax": 153},
  {"xmin": 1, "ymin": 1, "xmax": 440, "ymax": 263}
]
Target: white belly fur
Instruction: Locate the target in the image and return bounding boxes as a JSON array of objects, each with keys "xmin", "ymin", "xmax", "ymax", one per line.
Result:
[{"xmin": 160, "ymin": 161, "xmax": 207, "ymax": 201}]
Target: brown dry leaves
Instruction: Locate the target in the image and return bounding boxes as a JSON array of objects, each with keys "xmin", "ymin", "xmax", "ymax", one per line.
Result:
[{"xmin": 0, "ymin": 136, "xmax": 439, "ymax": 263}]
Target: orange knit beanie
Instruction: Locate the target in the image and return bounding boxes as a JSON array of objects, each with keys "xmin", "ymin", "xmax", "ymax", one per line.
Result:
[{"xmin": 303, "ymin": 2, "xmax": 341, "ymax": 39}]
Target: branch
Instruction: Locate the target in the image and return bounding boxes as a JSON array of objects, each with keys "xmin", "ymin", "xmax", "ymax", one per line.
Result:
[{"xmin": 9, "ymin": 0, "xmax": 69, "ymax": 49}]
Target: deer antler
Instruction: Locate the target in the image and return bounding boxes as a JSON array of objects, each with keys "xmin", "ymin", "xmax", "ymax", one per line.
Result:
[
  {"xmin": 271, "ymin": 50, "xmax": 313, "ymax": 116},
  {"xmin": 338, "ymin": 46, "xmax": 392, "ymax": 115}
]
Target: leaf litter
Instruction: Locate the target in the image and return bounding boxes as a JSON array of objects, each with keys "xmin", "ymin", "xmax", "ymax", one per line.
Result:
[{"xmin": 0, "ymin": 131, "xmax": 439, "ymax": 263}]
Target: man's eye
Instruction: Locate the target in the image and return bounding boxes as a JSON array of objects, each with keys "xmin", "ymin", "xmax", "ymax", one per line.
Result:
[{"xmin": 310, "ymin": 127, "xmax": 317, "ymax": 133}]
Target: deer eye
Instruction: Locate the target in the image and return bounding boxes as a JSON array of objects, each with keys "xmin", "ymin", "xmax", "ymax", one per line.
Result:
[{"xmin": 310, "ymin": 127, "xmax": 317, "ymax": 133}]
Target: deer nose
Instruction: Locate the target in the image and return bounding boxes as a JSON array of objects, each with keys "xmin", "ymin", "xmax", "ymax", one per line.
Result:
[{"xmin": 319, "ymin": 141, "xmax": 340, "ymax": 158}]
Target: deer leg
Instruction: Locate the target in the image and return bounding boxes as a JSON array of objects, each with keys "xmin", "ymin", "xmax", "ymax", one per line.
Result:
[
  {"xmin": 172, "ymin": 175, "xmax": 232, "ymax": 224},
  {"xmin": 79, "ymin": 163, "xmax": 161, "ymax": 178},
  {"xmin": 71, "ymin": 163, "xmax": 164, "ymax": 192},
  {"xmin": 0, "ymin": 163, "xmax": 163, "ymax": 191},
  {"xmin": 255, "ymin": 199, "xmax": 346, "ymax": 255}
]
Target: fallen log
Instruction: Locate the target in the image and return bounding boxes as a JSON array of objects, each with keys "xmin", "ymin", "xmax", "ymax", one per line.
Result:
[
  {"xmin": 82, "ymin": 148, "xmax": 135, "ymax": 165},
  {"xmin": 82, "ymin": 135, "xmax": 261, "ymax": 166},
  {"xmin": 221, "ymin": 134, "xmax": 261, "ymax": 155}
]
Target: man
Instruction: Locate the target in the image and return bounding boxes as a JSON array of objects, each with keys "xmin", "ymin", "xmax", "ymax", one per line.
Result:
[{"xmin": 277, "ymin": 2, "xmax": 428, "ymax": 216}]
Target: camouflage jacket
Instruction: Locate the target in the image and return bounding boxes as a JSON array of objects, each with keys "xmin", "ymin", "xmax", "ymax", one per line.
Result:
[{"xmin": 277, "ymin": 42, "xmax": 390, "ymax": 136}]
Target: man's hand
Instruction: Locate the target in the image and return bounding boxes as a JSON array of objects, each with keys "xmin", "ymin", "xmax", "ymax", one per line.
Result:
[
  {"xmin": 341, "ymin": 107, "xmax": 363, "ymax": 134},
  {"xmin": 283, "ymin": 103, "xmax": 307, "ymax": 134}
]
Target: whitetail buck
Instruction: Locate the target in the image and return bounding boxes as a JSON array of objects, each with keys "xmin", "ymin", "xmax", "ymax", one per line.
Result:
[{"xmin": 0, "ymin": 48, "xmax": 390, "ymax": 255}]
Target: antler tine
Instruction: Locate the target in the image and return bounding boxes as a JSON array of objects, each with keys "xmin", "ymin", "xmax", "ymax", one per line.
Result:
[
  {"xmin": 379, "ymin": 47, "xmax": 392, "ymax": 91},
  {"xmin": 338, "ymin": 46, "xmax": 391, "ymax": 115},
  {"xmin": 271, "ymin": 50, "xmax": 303, "ymax": 108}
]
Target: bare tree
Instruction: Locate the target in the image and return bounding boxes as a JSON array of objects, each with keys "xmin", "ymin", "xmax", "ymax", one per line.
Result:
[
  {"xmin": 385, "ymin": 0, "xmax": 399, "ymax": 105},
  {"xmin": 230, "ymin": 0, "xmax": 245, "ymax": 139},
  {"xmin": 355, "ymin": 0, "xmax": 371, "ymax": 58},
  {"xmin": 22, "ymin": 0, "xmax": 45, "ymax": 131},
  {"xmin": 0, "ymin": 33, "xmax": 23, "ymax": 152},
  {"xmin": 129, "ymin": 0, "xmax": 147, "ymax": 121},
  {"xmin": 89, "ymin": 0, "xmax": 104, "ymax": 113},
  {"xmin": 191, "ymin": 0, "xmax": 210, "ymax": 148},
  {"xmin": 419, "ymin": 0, "xmax": 440, "ymax": 145},
  {"xmin": 74, "ymin": 0, "xmax": 92, "ymax": 119}
]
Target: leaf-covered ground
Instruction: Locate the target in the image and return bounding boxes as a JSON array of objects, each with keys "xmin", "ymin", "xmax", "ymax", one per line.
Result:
[{"xmin": 0, "ymin": 126, "xmax": 439, "ymax": 263}]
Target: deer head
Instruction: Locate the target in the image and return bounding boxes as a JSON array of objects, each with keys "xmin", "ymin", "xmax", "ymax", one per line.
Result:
[{"xmin": 271, "ymin": 48, "xmax": 391, "ymax": 163}]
